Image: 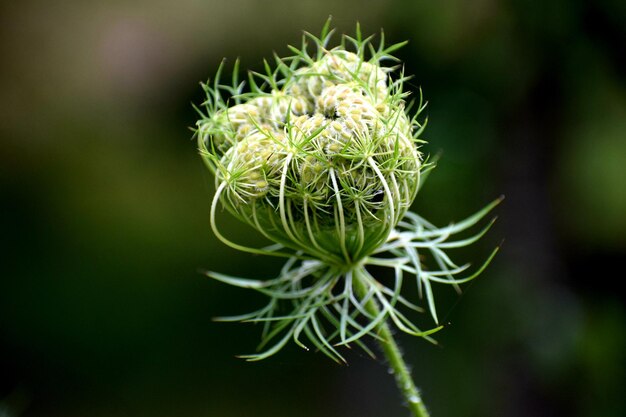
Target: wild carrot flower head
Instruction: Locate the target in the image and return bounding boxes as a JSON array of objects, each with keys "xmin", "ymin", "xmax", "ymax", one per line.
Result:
[
  {"xmin": 197, "ymin": 23, "xmax": 425, "ymax": 266},
  {"xmin": 195, "ymin": 21, "xmax": 499, "ymax": 363}
]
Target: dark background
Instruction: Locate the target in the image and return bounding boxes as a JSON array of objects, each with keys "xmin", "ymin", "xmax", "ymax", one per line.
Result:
[{"xmin": 1, "ymin": 1, "xmax": 625, "ymax": 416}]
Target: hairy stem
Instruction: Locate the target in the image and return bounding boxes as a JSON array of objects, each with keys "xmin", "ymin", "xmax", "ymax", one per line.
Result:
[{"xmin": 352, "ymin": 266, "xmax": 431, "ymax": 417}]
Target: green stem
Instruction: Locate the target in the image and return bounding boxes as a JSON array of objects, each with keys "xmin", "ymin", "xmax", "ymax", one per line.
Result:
[{"xmin": 352, "ymin": 266, "xmax": 431, "ymax": 417}]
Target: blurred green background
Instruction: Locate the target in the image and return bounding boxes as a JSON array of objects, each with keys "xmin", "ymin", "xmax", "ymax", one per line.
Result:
[{"xmin": 1, "ymin": 1, "xmax": 625, "ymax": 416}]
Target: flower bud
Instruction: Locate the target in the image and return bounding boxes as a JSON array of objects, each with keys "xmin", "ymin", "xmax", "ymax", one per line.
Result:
[{"xmin": 198, "ymin": 42, "xmax": 424, "ymax": 265}]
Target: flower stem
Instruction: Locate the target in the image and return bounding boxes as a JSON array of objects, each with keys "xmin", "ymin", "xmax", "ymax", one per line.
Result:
[{"xmin": 352, "ymin": 266, "xmax": 431, "ymax": 417}]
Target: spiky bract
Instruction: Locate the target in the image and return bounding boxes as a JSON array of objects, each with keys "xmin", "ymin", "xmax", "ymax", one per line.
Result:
[{"xmin": 208, "ymin": 200, "xmax": 500, "ymax": 363}]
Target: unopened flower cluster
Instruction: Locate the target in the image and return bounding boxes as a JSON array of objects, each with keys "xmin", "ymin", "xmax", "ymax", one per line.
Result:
[
  {"xmin": 195, "ymin": 26, "xmax": 499, "ymax": 364},
  {"xmin": 198, "ymin": 47, "xmax": 423, "ymax": 264}
]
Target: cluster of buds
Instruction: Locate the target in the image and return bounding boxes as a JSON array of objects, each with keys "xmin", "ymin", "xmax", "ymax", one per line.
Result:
[
  {"xmin": 197, "ymin": 31, "xmax": 424, "ymax": 265},
  {"xmin": 195, "ymin": 23, "xmax": 499, "ymax": 366}
]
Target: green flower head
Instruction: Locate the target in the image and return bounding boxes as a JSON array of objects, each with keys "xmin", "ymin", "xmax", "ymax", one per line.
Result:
[
  {"xmin": 197, "ymin": 23, "xmax": 426, "ymax": 266},
  {"xmin": 194, "ymin": 20, "xmax": 500, "ymax": 365}
]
